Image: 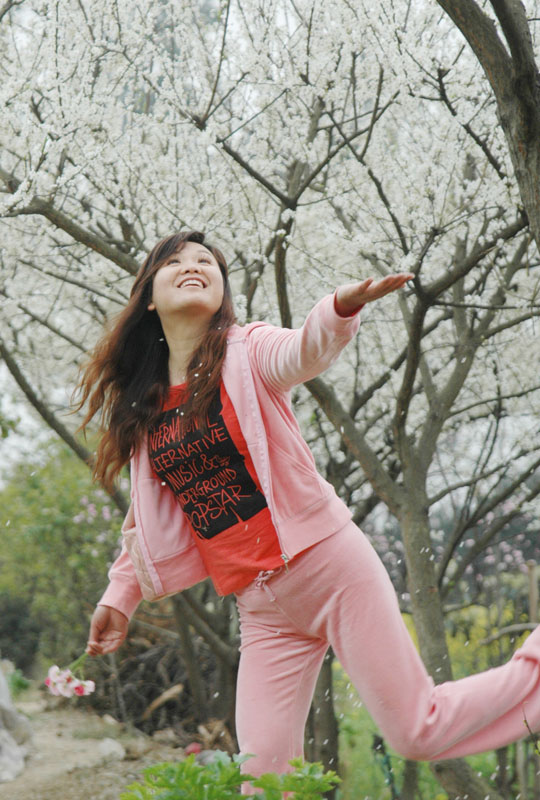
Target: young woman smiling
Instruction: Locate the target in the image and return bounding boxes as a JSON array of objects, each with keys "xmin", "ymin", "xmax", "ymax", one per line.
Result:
[{"xmin": 82, "ymin": 230, "xmax": 540, "ymax": 786}]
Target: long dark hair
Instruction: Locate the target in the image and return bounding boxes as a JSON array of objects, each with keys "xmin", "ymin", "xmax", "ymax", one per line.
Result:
[{"xmin": 76, "ymin": 231, "xmax": 236, "ymax": 489}]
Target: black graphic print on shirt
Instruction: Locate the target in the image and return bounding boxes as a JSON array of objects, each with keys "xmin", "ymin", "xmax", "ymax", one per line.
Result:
[{"xmin": 148, "ymin": 390, "xmax": 268, "ymax": 539}]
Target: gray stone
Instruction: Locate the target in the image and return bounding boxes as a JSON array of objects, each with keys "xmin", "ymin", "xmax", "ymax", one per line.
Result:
[
  {"xmin": 124, "ymin": 735, "xmax": 152, "ymax": 759},
  {"xmin": 98, "ymin": 738, "xmax": 126, "ymax": 761},
  {"xmin": 0, "ymin": 667, "xmax": 30, "ymax": 782},
  {"xmin": 0, "ymin": 728, "xmax": 25, "ymax": 782}
]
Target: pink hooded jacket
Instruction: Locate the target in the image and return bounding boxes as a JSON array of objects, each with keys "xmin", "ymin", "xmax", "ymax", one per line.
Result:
[{"xmin": 98, "ymin": 292, "xmax": 361, "ymax": 619}]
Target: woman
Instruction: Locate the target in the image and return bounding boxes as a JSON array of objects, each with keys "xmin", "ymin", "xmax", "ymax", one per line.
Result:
[{"xmin": 84, "ymin": 230, "xmax": 540, "ymax": 780}]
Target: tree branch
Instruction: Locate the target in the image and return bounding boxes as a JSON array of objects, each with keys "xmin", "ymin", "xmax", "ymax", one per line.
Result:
[
  {"xmin": 0, "ymin": 292, "xmax": 85, "ymax": 351},
  {"xmin": 436, "ymin": 0, "xmax": 512, "ymax": 87},
  {"xmin": 424, "ymin": 214, "xmax": 528, "ymax": 299},
  {"xmin": 218, "ymin": 141, "xmax": 294, "ymax": 208},
  {"xmin": 172, "ymin": 591, "xmax": 238, "ymax": 668},
  {"xmin": 199, "ymin": 0, "xmax": 232, "ymax": 125},
  {"xmin": 0, "ymin": 0, "xmax": 23, "ymax": 24},
  {"xmin": 0, "ymin": 336, "xmax": 128, "ymax": 515},
  {"xmin": 438, "ymin": 456, "xmax": 540, "ymax": 591},
  {"xmin": 0, "ymin": 166, "xmax": 139, "ymax": 274},
  {"xmin": 392, "ymin": 301, "xmax": 428, "ymax": 457},
  {"xmin": 489, "ymin": 0, "xmax": 538, "ymax": 78},
  {"xmin": 437, "ymin": 67, "xmax": 506, "ymax": 179},
  {"xmin": 306, "ymin": 376, "xmax": 404, "ymax": 513}
]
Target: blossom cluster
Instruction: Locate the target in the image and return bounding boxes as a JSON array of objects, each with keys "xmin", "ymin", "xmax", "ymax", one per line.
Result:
[{"xmin": 44, "ymin": 655, "xmax": 95, "ymax": 697}]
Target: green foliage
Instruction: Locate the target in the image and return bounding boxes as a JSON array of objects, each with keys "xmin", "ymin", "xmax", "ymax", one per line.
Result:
[
  {"xmin": 119, "ymin": 754, "xmax": 340, "ymax": 800},
  {"xmin": 0, "ymin": 439, "xmax": 124, "ymax": 664},
  {"xmin": 261, "ymin": 758, "xmax": 340, "ymax": 799},
  {"xmin": 0, "ymin": 593, "xmax": 41, "ymax": 671},
  {"xmin": 0, "ymin": 410, "xmax": 18, "ymax": 439},
  {"xmin": 7, "ymin": 668, "xmax": 30, "ymax": 698},
  {"xmin": 333, "ymin": 635, "xmax": 504, "ymax": 799}
]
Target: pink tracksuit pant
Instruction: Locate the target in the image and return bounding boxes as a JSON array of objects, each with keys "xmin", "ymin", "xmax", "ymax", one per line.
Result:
[{"xmin": 235, "ymin": 521, "xmax": 540, "ymax": 780}]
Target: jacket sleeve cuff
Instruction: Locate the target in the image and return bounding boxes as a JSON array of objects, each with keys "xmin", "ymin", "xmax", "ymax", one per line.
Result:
[
  {"xmin": 98, "ymin": 577, "xmax": 142, "ymax": 621},
  {"xmin": 333, "ymin": 291, "xmax": 365, "ymax": 318}
]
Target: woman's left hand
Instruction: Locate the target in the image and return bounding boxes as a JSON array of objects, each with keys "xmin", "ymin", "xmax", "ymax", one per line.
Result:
[{"xmin": 335, "ymin": 273, "xmax": 414, "ymax": 316}]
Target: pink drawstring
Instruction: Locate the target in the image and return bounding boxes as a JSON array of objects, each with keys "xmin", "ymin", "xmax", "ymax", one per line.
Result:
[
  {"xmin": 254, "ymin": 568, "xmax": 283, "ymax": 600},
  {"xmin": 254, "ymin": 568, "xmax": 281, "ymax": 587}
]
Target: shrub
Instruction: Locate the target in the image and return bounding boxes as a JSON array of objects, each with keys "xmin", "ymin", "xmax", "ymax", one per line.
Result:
[
  {"xmin": 0, "ymin": 593, "xmax": 41, "ymax": 672},
  {"xmin": 120, "ymin": 754, "xmax": 340, "ymax": 799},
  {"xmin": 8, "ymin": 668, "xmax": 30, "ymax": 698}
]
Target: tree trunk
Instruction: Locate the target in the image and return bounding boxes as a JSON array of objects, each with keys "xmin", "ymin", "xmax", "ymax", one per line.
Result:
[
  {"xmin": 432, "ymin": 758, "xmax": 505, "ymax": 799},
  {"xmin": 437, "ymin": 0, "xmax": 540, "ymax": 252},
  {"xmin": 171, "ymin": 595, "xmax": 209, "ymax": 720},
  {"xmin": 401, "ymin": 503, "xmax": 451, "ymax": 674},
  {"xmin": 305, "ymin": 651, "xmax": 339, "ymax": 799},
  {"xmin": 400, "ymin": 498, "xmax": 505, "ymax": 800},
  {"xmin": 400, "ymin": 760, "xmax": 418, "ymax": 800},
  {"xmin": 495, "ymin": 746, "xmax": 512, "ymax": 799}
]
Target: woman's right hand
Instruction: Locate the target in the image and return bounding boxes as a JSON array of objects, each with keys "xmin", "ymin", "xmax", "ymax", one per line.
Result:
[{"xmin": 86, "ymin": 605, "xmax": 129, "ymax": 656}]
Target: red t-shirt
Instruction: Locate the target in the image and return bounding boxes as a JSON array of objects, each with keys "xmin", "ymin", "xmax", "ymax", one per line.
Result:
[{"xmin": 147, "ymin": 381, "xmax": 284, "ymax": 594}]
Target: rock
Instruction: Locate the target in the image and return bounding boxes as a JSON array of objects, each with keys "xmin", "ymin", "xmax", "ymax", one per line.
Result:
[
  {"xmin": 98, "ymin": 738, "xmax": 126, "ymax": 762},
  {"xmin": 195, "ymin": 749, "xmax": 227, "ymax": 766},
  {"xmin": 0, "ymin": 666, "xmax": 31, "ymax": 782},
  {"xmin": 152, "ymin": 727, "xmax": 180, "ymax": 746},
  {"xmin": 0, "ymin": 728, "xmax": 25, "ymax": 782},
  {"xmin": 124, "ymin": 735, "xmax": 152, "ymax": 759},
  {"xmin": 0, "ymin": 660, "xmax": 15, "ymax": 677},
  {"xmin": 102, "ymin": 713, "xmax": 122, "ymax": 728},
  {"xmin": 0, "ymin": 706, "xmax": 31, "ymax": 745}
]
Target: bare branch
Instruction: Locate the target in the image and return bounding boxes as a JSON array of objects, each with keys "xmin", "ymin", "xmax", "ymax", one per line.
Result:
[
  {"xmin": 436, "ymin": 67, "xmax": 506, "ymax": 180},
  {"xmin": 424, "ymin": 214, "xmax": 528, "ymax": 299},
  {"xmin": 19, "ymin": 258, "xmax": 127, "ymax": 307},
  {"xmin": 436, "ymin": 0, "xmax": 512, "ymax": 87},
  {"xmin": 306, "ymin": 376, "xmax": 404, "ymax": 514},
  {"xmin": 448, "ymin": 384, "xmax": 540, "ymax": 420},
  {"xmin": 274, "ymin": 211, "xmax": 294, "ymax": 328},
  {"xmin": 199, "ymin": 0, "xmax": 232, "ymax": 125},
  {"xmin": 438, "ymin": 457, "xmax": 540, "ymax": 591},
  {"xmin": 392, "ymin": 301, "xmax": 428, "ymax": 456},
  {"xmin": 0, "ymin": 336, "xmax": 128, "ymax": 515},
  {"xmin": 218, "ymin": 141, "xmax": 293, "ymax": 207},
  {"xmin": 0, "ymin": 291, "xmax": 85, "ymax": 351},
  {"xmin": 0, "ymin": 0, "xmax": 23, "ymax": 23},
  {"xmin": 489, "ymin": 0, "xmax": 539, "ymax": 79},
  {"xmin": 479, "ymin": 622, "xmax": 537, "ymax": 645},
  {"xmin": 172, "ymin": 591, "xmax": 238, "ymax": 668},
  {"xmin": 0, "ymin": 166, "xmax": 140, "ymax": 274}
]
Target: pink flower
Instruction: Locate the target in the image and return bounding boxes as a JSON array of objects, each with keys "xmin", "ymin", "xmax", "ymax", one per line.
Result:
[
  {"xmin": 44, "ymin": 654, "xmax": 95, "ymax": 698},
  {"xmin": 44, "ymin": 665, "xmax": 63, "ymax": 696},
  {"xmin": 80, "ymin": 680, "xmax": 95, "ymax": 695},
  {"xmin": 56, "ymin": 671, "xmax": 79, "ymax": 697}
]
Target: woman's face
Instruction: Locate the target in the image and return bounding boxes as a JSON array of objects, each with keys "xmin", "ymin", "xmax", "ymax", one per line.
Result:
[{"xmin": 148, "ymin": 241, "xmax": 224, "ymax": 323}]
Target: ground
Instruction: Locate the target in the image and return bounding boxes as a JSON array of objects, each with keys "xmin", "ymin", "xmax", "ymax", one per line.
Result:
[{"xmin": 2, "ymin": 689, "xmax": 186, "ymax": 800}]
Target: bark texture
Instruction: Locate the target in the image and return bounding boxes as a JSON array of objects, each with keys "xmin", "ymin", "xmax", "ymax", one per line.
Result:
[{"xmin": 437, "ymin": 0, "xmax": 540, "ymax": 252}]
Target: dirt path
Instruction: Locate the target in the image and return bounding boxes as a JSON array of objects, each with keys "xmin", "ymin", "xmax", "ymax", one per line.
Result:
[{"xmin": 1, "ymin": 692, "xmax": 185, "ymax": 800}]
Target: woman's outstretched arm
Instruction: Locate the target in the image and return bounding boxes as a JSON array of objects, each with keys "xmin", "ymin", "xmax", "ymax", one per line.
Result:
[
  {"xmin": 245, "ymin": 273, "xmax": 413, "ymax": 392},
  {"xmin": 334, "ymin": 274, "xmax": 413, "ymax": 316}
]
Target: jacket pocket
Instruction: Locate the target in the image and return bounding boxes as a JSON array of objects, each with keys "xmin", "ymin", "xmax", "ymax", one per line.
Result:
[
  {"xmin": 123, "ymin": 527, "xmax": 161, "ymax": 602},
  {"xmin": 266, "ymin": 436, "xmax": 325, "ymax": 521}
]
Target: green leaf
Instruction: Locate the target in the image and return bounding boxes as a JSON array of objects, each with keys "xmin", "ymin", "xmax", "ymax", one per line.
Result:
[{"xmin": 119, "ymin": 755, "xmax": 340, "ymax": 799}]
